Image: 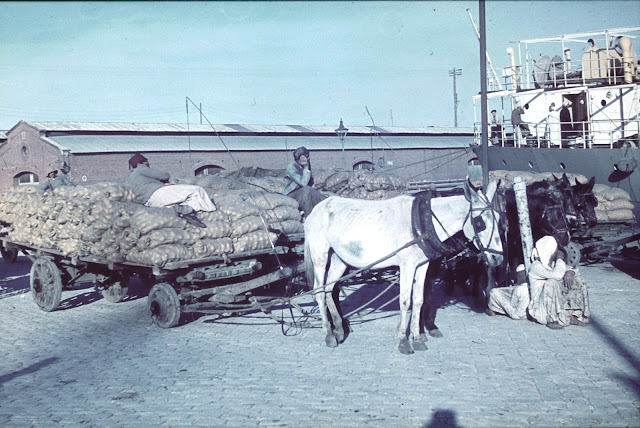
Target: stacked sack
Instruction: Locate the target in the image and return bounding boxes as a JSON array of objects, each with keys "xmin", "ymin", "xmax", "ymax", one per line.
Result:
[
  {"xmin": 487, "ymin": 170, "xmax": 588, "ymax": 188},
  {"xmin": 177, "ymin": 174, "xmax": 303, "ymax": 235},
  {"xmin": 313, "ymin": 169, "xmax": 405, "ymax": 200},
  {"xmin": 0, "ymin": 183, "xmax": 139, "ymax": 259},
  {"xmin": 592, "ymin": 184, "xmax": 636, "ymax": 223},
  {"xmin": 0, "ymin": 181, "xmax": 300, "ymax": 267}
]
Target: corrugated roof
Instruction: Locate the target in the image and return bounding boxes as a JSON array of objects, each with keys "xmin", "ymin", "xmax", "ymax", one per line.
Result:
[
  {"xmin": 28, "ymin": 121, "xmax": 239, "ymax": 133},
  {"xmin": 25, "ymin": 121, "xmax": 472, "ymax": 136},
  {"xmin": 47, "ymin": 134, "xmax": 473, "ymax": 154}
]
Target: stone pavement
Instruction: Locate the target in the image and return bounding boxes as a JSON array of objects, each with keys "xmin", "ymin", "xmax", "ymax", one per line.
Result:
[{"xmin": 0, "ymin": 255, "xmax": 639, "ymax": 427}]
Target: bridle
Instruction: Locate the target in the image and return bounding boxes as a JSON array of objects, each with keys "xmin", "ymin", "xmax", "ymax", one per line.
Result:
[
  {"xmin": 538, "ymin": 202, "xmax": 570, "ymax": 240},
  {"xmin": 464, "ymin": 192, "xmax": 503, "ymax": 258}
]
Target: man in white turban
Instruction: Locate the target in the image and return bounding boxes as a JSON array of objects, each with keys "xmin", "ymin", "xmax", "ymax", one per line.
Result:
[{"xmin": 528, "ymin": 236, "xmax": 590, "ymax": 329}]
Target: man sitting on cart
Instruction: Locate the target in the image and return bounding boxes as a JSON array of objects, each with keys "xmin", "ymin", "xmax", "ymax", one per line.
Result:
[
  {"xmin": 38, "ymin": 163, "xmax": 74, "ymax": 196},
  {"xmin": 284, "ymin": 146, "xmax": 326, "ymax": 219},
  {"xmin": 127, "ymin": 153, "xmax": 215, "ymax": 228}
]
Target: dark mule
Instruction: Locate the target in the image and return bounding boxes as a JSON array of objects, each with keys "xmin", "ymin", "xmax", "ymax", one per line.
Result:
[
  {"xmin": 556, "ymin": 174, "xmax": 598, "ymax": 229},
  {"xmin": 421, "ymin": 180, "xmax": 571, "ymax": 338}
]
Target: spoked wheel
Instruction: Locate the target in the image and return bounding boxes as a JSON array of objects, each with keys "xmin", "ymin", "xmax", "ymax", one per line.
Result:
[
  {"xmin": 30, "ymin": 257, "xmax": 63, "ymax": 312},
  {"xmin": 101, "ymin": 274, "xmax": 131, "ymax": 303},
  {"xmin": 148, "ymin": 283, "xmax": 181, "ymax": 328},
  {"xmin": 1, "ymin": 245, "xmax": 18, "ymax": 264},
  {"xmin": 563, "ymin": 241, "xmax": 582, "ymax": 267}
]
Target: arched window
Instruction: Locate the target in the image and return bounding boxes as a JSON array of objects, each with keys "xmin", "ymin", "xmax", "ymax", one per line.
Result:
[
  {"xmin": 14, "ymin": 172, "xmax": 39, "ymax": 186},
  {"xmin": 353, "ymin": 161, "xmax": 375, "ymax": 171},
  {"xmin": 195, "ymin": 165, "xmax": 224, "ymax": 177}
]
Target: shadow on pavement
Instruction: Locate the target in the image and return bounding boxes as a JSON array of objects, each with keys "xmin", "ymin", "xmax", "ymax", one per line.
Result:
[
  {"xmin": 0, "ymin": 357, "xmax": 59, "ymax": 387},
  {"xmin": 57, "ymin": 278, "xmax": 150, "ymax": 311},
  {"xmin": 0, "ymin": 256, "xmax": 32, "ymax": 298},
  {"xmin": 422, "ymin": 409, "xmax": 460, "ymax": 428},
  {"xmin": 589, "ymin": 314, "xmax": 640, "ymax": 399},
  {"xmin": 609, "ymin": 258, "xmax": 640, "ymax": 280}
]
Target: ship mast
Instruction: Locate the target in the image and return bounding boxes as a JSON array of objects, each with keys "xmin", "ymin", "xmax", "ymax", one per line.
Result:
[{"xmin": 478, "ymin": 0, "xmax": 489, "ymax": 188}]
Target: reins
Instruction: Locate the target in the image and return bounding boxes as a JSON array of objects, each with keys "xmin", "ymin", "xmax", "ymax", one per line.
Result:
[{"xmin": 232, "ymin": 191, "xmax": 504, "ymax": 331}]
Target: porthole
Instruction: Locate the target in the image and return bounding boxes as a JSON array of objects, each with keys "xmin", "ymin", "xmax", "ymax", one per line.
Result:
[
  {"xmin": 560, "ymin": 163, "xmax": 566, "ymax": 169},
  {"xmin": 501, "ymin": 159, "xmax": 507, "ymax": 166},
  {"xmin": 528, "ymin": 161, "xmax": 534, "ymax": 169},
  {"xmin": 600, "ymin": 100, "xmax": 607, "ymax": 107}
]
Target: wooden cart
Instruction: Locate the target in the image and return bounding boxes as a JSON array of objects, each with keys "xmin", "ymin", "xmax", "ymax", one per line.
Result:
[{"xmin": 0, "ymin": 233, "xmax": 305, "ymax": 328}]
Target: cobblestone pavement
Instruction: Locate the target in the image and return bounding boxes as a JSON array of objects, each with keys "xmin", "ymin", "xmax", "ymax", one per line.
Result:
[{"xmin": 0, "ymin": 255, "xmax": 639, "ymax": 427}]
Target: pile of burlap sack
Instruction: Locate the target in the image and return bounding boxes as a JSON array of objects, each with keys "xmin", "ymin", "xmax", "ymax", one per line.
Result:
[
  {"xmin": 0, "ymin": 168, "xmax": 407, "ymax": 267},
  {"xmin": 488, "ymin": 170, "xmax": 635, "ymax": 223},
  {"xmin": 592, "ymin": 184, "xmax": 635, "ymax": 223},
  {"xmin": 487, "ymin": 170, "xmax": 588, "ymax": 188},
  {"xmin": 0, "ymin": 182, "xmax": 301, "ymax": 267},
  {"xmin": 180, "ymin": 167, "xmax": 406, "ymax": 200},
  {"xmin": 312, "ymin": 169, "xmax": 405, "ymax": 199}
]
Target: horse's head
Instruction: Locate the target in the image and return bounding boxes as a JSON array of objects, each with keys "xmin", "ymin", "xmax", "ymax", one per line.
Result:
[
  {"xmin": 463, "ymin": 178, "xmax": 504, "ymax": 267},
  {"xmin": 573, "ymin": 176, "xmax": 598, "ymax": 228}
]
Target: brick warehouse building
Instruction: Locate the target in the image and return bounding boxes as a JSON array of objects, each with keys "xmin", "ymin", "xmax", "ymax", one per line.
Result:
[{"xmin": 0, "ymin": 121, "xmax": 475, "ymax": 190}]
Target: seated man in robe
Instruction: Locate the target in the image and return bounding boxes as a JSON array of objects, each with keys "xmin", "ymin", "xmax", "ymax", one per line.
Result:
[
  {"xmin": 527, "ymin": 235, "xmax": 590, "ymax": 329},
  {"xmin": 283, "ymin": 147, "xmax": 326, "ymax": 218},
  {"xmin": 127, "ymin": 153, "xmax": 215, "ymax": 227},
  {"xmin": 38, "ymin": 163, "xmax": 74, "ymax": 196},
  {"xmin": 487, "ymin": 264, "xmax": 530, "ymax": 320}
]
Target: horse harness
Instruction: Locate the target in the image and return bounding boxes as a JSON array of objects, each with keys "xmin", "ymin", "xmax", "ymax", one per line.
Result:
[
  {"xmin": 538, "ymin": 200, "xmax": 570, "ymax": 240},
  {"xmin": 411, "ymin": 193, "xmax": 466, "ymax": 260},
  {"xmin": 411, "ymin": 191, "xmax": 504, "ymax": 262}
]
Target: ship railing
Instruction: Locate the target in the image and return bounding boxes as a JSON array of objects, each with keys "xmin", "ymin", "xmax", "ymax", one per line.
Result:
[
  {"xmin": 476, "ymin": 117, "xmax": 640, "ymax": 149},
  {"xmin": 488, "ymin": 52, "xmax": 638, "ymax": 93}
]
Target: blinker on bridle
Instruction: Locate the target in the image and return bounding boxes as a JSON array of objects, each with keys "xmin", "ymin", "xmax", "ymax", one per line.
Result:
[{"xmin": 467, "ymin": 192, "xmax": 503, "ymax": 257}]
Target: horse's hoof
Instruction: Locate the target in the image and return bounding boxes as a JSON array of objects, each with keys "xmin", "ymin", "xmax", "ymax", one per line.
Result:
[
  {"xmin": 398, "ymin": 338, "xmax": 414, "ymax": 355},
  {"xmin": 333, "ymin": 327, "xmax": 345, "ymax": 343},
  {"xmin": 412, "ymin": 339, "xmax": 428, "ymax": 352},
  {"xmin": 325, "ymin": 334, "xmax": 338, "ymax": 348},
  {"xmin": 428, "ymin": 328, "xmax": 443, "ymax": 338},
  {"xmin": 418, "ymin": 333, "xmax": 429, "ymax": 343}
]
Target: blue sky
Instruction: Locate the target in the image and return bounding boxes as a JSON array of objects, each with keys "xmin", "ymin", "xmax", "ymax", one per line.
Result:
[{"xmin": 0, "ymin": 1, "xmax": 638, "ymax": 130}]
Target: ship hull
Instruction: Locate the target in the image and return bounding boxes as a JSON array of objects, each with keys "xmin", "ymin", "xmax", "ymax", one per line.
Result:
[{"xmin": 479, "ymin": 146, "xmax": 640, "ymax": 224}]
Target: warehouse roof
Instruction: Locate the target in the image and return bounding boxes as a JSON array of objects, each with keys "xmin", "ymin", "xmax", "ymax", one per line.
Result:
[
  {"xmin": 46, "ymin": 134, "xmax": 473, "ymax": 154},
  {"xmin": 20, "ymin": 121, "xmax": 473, "ymax": 136}
]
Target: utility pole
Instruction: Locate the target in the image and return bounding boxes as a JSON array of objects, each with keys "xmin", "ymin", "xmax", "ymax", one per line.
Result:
[{"xmin": 449, "ymin": 67, "xmax": 462, "ymax": 127}]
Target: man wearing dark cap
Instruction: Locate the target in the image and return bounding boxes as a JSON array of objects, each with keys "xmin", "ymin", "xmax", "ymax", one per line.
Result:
[
  {"xmin": 284, "ymin": 146, "xmax": 326, "ymax": 217},
  {"xmin": 126, "ymin": 153, "xmax": 215, "ymax": 227},
  {"xmin": 38, "ymin": 164, "xmax": 74, "ymax": 196}
]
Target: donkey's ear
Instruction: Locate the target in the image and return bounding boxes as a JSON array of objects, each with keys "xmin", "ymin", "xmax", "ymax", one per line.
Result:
[
  {"xmin": 485, "ymin": 178, "xmax": 500, "ymax": 201},
  {"xmin": 464, "ymin": 178, "xmax": 477, "ymax": 202},
  {"xmin": 587, "ymin": 176, "xmax": 595, "ymax": 190}
]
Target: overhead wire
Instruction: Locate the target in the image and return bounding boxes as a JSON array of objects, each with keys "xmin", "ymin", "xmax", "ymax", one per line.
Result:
[{"xmin": 184, "ymin": 97, "xmax": 291, "ymax": 271}]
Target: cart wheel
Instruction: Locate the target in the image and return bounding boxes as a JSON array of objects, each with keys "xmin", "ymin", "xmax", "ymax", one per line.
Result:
[
  {"xmin": 1, "ymin": 245, "xmax": 18, "ymax": 264},
  {"xmin": 563, "ymin": 241, "xmax": 582, "ymax": 267},
  {"xmin": 101, "ymin": 274, "xmax": 130, "ymax": 303},
  {"xmin": 148, "ymin": 283, "xmax": 181, "ymax": 328},
  {"xmin": 30, "ymin": 257, "xmax": 62, "ymax": 312}
]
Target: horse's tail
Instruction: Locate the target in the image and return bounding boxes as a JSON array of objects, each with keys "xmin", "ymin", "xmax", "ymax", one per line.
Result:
[{"xmin": 304, "ymin": 238, "xmax": 315, "ymax": 290}]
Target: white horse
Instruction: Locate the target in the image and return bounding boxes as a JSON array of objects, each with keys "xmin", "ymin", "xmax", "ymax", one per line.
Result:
[{"xmin": 304, "ymin": 179, "xmax": 503, "ymax": 354}]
